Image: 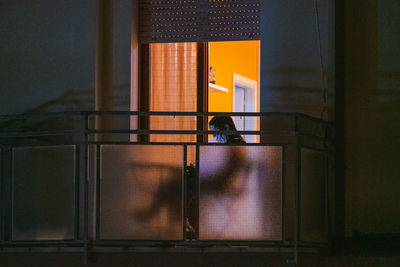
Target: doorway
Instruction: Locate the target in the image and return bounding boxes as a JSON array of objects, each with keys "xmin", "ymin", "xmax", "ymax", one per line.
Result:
[
  {"xmin": 208, "ymin": 40, "xmax": 260, "ymax": 143},
  {"xmin": 232, "ymin": 73, "xmax": 258, "ymax": 143}
]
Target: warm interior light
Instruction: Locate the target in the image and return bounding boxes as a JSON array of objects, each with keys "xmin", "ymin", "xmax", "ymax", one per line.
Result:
[
  {"xmin": 208, "ymin": 40, "xmax": 261, "ymax": 143},
  {"xmin": 150, "ymin": 42, "xmax": 198, "ymax": 143}
]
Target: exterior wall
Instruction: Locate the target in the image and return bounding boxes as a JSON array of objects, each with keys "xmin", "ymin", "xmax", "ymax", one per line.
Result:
[
  {"xmin": 0, "ymin": 0, "xmax": 132, "ymax": 115},
  {"xmin": 0, "ymin": 0, "xmax": 96, "ymax": 115},
  {"xmin": 259, "ymin": 0, "xmax": 334, "ymax": 120},
  {"xmin": 94, "ymin": 0, "xmax": 132, "ymax": 141},
  {"xmin": 345, "ymin": 0, "xmax": 400, "ymax": 236}
]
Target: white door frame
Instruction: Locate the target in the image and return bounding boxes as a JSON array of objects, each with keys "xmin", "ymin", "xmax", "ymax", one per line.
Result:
[{"xmin": 232, "ymin": 73, "xmax": 259, "ymax": 142}]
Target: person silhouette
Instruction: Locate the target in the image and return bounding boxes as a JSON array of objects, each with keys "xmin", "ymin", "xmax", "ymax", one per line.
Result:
[
  {"xmin": 209, "ymin": 116, "xmax": 245, "ymax": 144},
  {"xmin": 185, "ymin": 116, "xmax": 247, "ymax": 237},
  {"xmin": 133, "ymin": 116, "xmax": 247, "ymax": 240}
]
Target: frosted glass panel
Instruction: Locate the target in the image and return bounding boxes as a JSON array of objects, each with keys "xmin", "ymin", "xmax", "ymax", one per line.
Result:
[
  {"xmin": 199, "ymin": 145, "xmax": 282, "ymax": 240},
  {"xmin": 100, "ymin": 145, "xmax": 184, "ymax": 240},
  {"xmin": 301, "ymin": 148, "xmax": 326, "ymax": 243},
  {"xmin": 12, "ymin": 146, "xmax": 76, "ymax": 240}
]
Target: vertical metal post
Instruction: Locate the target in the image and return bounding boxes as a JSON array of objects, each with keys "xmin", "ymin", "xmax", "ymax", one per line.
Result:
[
  {"xmin": 74, "ymin": 145, "xmax": 80, "ymax": 240},
  {"xmin": 139, "ymin": 44, "xmax": 151, "ymax": 143},
  {"xmin": 324, "ymin": 149, "xmax": 330, "ymax": 243},
  {"xmin": 334, "ymin": 0, "xmax": 346, "ymax": 245},
  {"xmin": 295, "ymin": 115, "xmax": 302, "ymax": 265},
  {"xmin": 324, "ymin": 125, "xmax": 331, "ymax": 243},
  {"xmin": 195, "ymin": 144, "xmax": 200, "ymax": 240},
  {"xmin": 196, "ymin": 42, "xmax": 208, "ymax": 144},
  {"xmin": 294, "ymin": 136, "xmax": 301, "ymax": 265},
  {"xmin": 6, "ymin": 147, "xmax": 12, "ymax": 242},
  {"xmin": 183, "ymin": 145, "xmax": 187, "ymax": 240},
  {"xmin": 83, "ymin": 114, "xmax": 89, "ymax": 264},
  {"xmin": 281, "ymin": 145, "xmax": 286, "ymax": 243},
  {"xmin": 289, "ymin": 115, "xmax": 301, "ymax": 265},
  {"xmin": 95, "ymin": 144, "xmax": 101, "ymax": 241},
  {"xmin": 0, "ymin": 146, "xmax": 4, "ymax": 246}
]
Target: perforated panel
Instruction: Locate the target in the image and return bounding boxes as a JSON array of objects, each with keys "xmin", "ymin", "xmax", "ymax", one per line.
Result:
[
  {"xmin": 199, "ymin": 145, "xmax": 282, "ymax": 240},
  {"xmin": 139, "ymin": 0, "xmax": 261, "ymax": 43},
  {"xmin": 99, "ymin": 145, "xmax": 184, "ymax": 240}
]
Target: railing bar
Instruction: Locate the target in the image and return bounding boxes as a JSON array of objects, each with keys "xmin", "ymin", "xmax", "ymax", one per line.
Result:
[
  {"xmin": 0, "ymin": 129, "xmax": 86, "ymax": 137},
  {"xmin": 90, "ymin": 130, "xmax": 262, "ymax": 134},
  {"xmin": 89, "ymin": 240, "xmax": 287, "ymax": 246},
  {"xmin": 0, "ymin": 111, "xmax": 331, "ymax": 119},
  {"xmin": 0, "ymin": 129, "xmax": 301, "ymax": 137},
  {"xmin": 299, "ymin": 133, "xmax": 331, "ymax": 142},
  {"xmin": 0, "ymin": 131, "xmax": 330, "ymax": 143},
  {"xmin": 84, "ymin": 142, "xmax": 291, "ymax": 147},
  {"xmin": 133, "ymin": 111, "xmax": 297, "ymax": 117},
  {"xmin": 298, "ymin": 241, "xmax": 327, "ymax": 247},
  {"xmin": 2, "ymin": 142, "xmax": 296, "ymax": 147},
  {"xmin": 297, "ymin": 113, "xmax": 333, "ymax": 125},
  {"xmin": 299, "ymin": 145, "xmax": 329, "ymax": 153},
  {"xmin": 1, "ymin": 238, "xmax": 292, "ymax": 245},
  {"xmin": 79, "ymin": 111, "xmax": 298, "ymax": 116},
  {"xmin": 0, "ymin": 111, "xmax": 86, "ymax": 119}
]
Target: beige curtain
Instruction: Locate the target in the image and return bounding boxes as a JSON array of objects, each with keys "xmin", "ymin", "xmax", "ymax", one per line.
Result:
[{"xmin": 150, "ymin": 43, "xmax": 197, "ymax": 142}]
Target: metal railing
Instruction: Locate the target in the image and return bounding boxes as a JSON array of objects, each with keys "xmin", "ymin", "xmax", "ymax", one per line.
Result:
[{"xmin": 0, "ymin": 111, "xmax": 332, "ymax": 264}]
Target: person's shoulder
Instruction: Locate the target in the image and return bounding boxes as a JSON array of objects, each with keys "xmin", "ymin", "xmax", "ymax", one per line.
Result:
[{"xmin": 229, "ymin": 136, "xmax": 246, "ymax": 144}]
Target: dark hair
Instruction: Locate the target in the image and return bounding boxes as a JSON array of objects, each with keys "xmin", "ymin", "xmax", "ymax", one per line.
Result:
[
  {"xmin": 209, "ymin": 116, "xmax": 245, "ymax": 143},
  {"xmin": 209, "ymin": 116, "xmax": 237, "ymax": 131}
]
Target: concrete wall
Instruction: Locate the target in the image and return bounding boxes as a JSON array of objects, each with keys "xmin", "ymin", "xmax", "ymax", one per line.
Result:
[
  {"xmin": 0, "ymin": 0, "xmax": 132, "ymax": 115},
  {"xmin": 345, "ymin": 0, "xmax": 400, "ymax": 236},
  {"xmin": 260, "ymin": 0, "xmax": 334, "ymax": 120},
  {"xmin": 0, "ymin": 0, "xmax": 96, "ymax": 115}
]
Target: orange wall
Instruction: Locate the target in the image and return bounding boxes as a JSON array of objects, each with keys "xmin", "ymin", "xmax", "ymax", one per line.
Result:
[{"xmin": 208, "ymin": 41, "xmax": 260, "ymax": 112}]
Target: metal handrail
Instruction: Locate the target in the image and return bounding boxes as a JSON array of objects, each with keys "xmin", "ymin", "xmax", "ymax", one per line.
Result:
[
  {"xmin": 0, "ymin": 110, "xmax": 332, "ymax": 124},
  {"xmin": 0, "ymin": 111, "xmax": 332, "ymax": 145}
]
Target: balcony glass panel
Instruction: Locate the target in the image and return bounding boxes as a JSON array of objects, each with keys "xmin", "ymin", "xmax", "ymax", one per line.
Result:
[
  {"xmin": 99, "ymin": 145, "xmax": 184, "ymax": 240},
  {"xmin": 12, "ymin": 145, "xmax": 76, "ymax": 240},
  {"xmin": 199, "ymin": 145, "xmax": 283, "ymax": 240},
  {"xmin": 300, "ymin": 148, "xmax": 327, "ymax": 243}
]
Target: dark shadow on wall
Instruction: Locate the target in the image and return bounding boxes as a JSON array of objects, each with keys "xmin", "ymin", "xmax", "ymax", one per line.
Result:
[{"xmin": 0, "ymin": 84, "xmax": 130, "ymax": 144}]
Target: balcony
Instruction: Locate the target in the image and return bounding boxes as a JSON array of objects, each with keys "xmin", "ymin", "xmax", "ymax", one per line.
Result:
[{"xmin": 0, "ymin": 111, "xmax": 331, "ymax": 263}]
